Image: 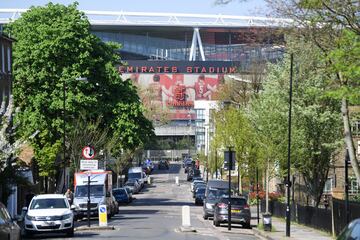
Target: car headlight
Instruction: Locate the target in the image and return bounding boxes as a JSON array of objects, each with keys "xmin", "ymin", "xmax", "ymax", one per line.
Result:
[
  {"xmin": 25, "ymin": 214, "xmax": 36, "ymax": 221},
  {"xmin": 205, "ymin": 203, "xmax": 213, "ymax": 209},
  {"xmin": 61, "ymin": 213, "xmax": 73, "ymax": 220}
]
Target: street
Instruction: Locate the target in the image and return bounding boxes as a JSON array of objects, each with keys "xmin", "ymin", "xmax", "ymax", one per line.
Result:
[{"xmin": 24, "ymin": 162, "xmax": 260, "ymax": 240}]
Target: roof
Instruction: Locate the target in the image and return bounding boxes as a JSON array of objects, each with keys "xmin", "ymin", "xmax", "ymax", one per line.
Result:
[
  {"xmin": 33, "ymin": 194, "xmax": 66, "ymax": 199},
  {"xmin": 0, "ymin": 9, "xmax": 292, "ymax": 28}
]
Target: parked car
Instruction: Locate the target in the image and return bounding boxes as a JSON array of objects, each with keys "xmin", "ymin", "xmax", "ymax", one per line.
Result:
[
  {"xmin": 337, "ymin": 218, "xmax": 360, "ymax": 240},
  {"xmin": 193, "ymin": 183, "xmax": 206, "ymax": 198},
  {"xmin": 184, "ymin": 160, "xmax": 194, "ymax": 173},
  {"xmin": 125, "ymin": 179, "xmax": 141, "ymax": 194},
  {"xmin": 24, "ymin": 194, "xmax": 74, "ymax": 237},
  {"xmin": 191, "ymin": 180, "xmax": 205, "ymax": 192},
  {"xmin": 158, "ymin": 160, "xmax": 169, "ymax": 170},
  {"xmin": 124, "ymin": 186, "xmax": 133, "ymax": 201},
  {"xmin": 213, "ymin": 196, "xmax": 251, "ymax": 228},
  {"xmin": 203, "ymin": 186, "xmax": 230, "ymax": 220},
  {"xmin": 128, "ymin": 167, "xmax": 147, "ymax": 187},
  {"xmin": 0, "ymin": 201, "xmax": 21, "ymax": 240},
  {"xmin": 194, "ymin": 188, "xmax": 206, "ymax": 205},
  {"xmin": 113, "ymin": 188, "xmax": 131, "ymax": 204}
]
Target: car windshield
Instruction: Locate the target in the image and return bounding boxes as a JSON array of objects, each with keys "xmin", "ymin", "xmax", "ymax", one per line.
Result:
[
  {"xmin": 113, "ymin": 189, "xmax": 126, "ymax": 195},
  {"xmin": 128, "ymin": 173, "xmax": 142, "ymax": 179},
  {"xmin": 208, "ymin": 189, "xmax": 230, "ymax": 200},
  {"xmin": 30, "ymin": 198, "xmax": 67, "ymax": 209},
  {"xmin": 126, "ymin": 182, "xmax": 135, "ymax": 186},
  {"xmin": 75, "ymin": 185, "xmax": 104, "ymax": 197},
  {"xmin": 197, "ymin": 188, "xmax": 206, "ymax": 194}
]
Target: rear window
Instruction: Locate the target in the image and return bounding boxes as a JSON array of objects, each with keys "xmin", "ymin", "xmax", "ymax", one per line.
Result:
[
  {"xmin": 128, "ymin": 172, "xmax": 142, "ymax": 179},
  {"xmin": 113, "ymin": 189, "xmax": 126, "ymax": 195},
  {"xmin": 221, "ymin": 198, "xmax": 247, "ymax": 205}
]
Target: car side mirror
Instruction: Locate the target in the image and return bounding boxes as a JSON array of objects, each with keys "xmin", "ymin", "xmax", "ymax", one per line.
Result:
[
  {"xmin": 13, "ymin": 215, "xmax": 23, "ymax": 222},
  {"xmin": 70, "ymin": 205, "xmax": 76, "ymax": 211},
  {"xmin": 22, "ymin": 207, "xmax": 28, "ymax": 212}
]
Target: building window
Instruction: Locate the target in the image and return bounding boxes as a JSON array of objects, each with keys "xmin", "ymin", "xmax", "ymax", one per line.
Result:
[
  {"xmin": 195, "ymin": 121, "xmax": 204, "ymax": 128},
  {"xmin": 350, "ymin": 177, "xmax": 360, "ymax": 194},
  {"xmin": 196, "ymin": 109, "xmax": 205, "ymax": 119},
  {"xmin": 7, "ymin": 47, "xmax": 11, "ymax": 73},
  {"xmin": 323, "ymin": 178, "xmax": 333, "ymax": 194},
  {"xmin": 1, "ymin": 45, "xmax": 4, "ymax": 73},
  {"xmin": 352, "ymin": 120, "xmax": 360, "ymax": 137}
]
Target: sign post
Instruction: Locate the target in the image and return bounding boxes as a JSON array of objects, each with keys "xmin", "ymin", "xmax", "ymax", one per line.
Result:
[
  {"xmin": 224, "ymin": 148, "xmax": 235, "ymax": 231},
  {"xmin": 98, "ymin": 205, "xmax": 108, "ymax": 227}
]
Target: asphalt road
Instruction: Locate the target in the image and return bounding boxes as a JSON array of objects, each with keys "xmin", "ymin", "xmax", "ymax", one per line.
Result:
[{"xmin": 24, "ymin": 162, "xmax": 261, "ymax": 240}]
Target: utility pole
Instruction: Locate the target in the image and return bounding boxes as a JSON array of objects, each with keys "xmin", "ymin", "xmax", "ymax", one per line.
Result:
[
  {"xmin": 256, "ymin": 166, "xmax": 259, "ymax": 225},
  {"xmin": 286, "ymin": 53, "xmax": 294, "ymax": 237}
]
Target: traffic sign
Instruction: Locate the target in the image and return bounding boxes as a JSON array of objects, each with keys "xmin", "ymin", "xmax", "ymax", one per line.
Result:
[
  {"xmin": 80, "ymin": 159, "xmax": 98, "ymax": 170},
  {"xmin": 224, "ymin": 151, "xmax": 236, "ymax": 171},
  {"xmin": 98, "ymin": 205, "xmax": 107, "ymax": 227},
  {"xmin": 82, "ymin": 146, "xmax": 96, "ymax": 159}
]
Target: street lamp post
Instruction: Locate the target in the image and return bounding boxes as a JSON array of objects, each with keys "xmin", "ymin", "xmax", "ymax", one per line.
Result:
[
  {"xmin": 63, "ymin": 77, "xmax": 88, "ymax": 193},
  {"xmin": 285, "ymin": 53, "xmax": 294, "ymax": 237}
]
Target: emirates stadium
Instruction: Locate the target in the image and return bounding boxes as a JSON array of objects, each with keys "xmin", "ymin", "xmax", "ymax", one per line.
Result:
[{"xmin": 0, "ymin": 10, "xmax": 287, "ymax": 158}]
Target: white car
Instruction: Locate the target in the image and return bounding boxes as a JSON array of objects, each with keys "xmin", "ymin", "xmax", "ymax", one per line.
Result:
[{"xmin": 24, "ymin": 194, "xmax": 74, "ymax": 237}]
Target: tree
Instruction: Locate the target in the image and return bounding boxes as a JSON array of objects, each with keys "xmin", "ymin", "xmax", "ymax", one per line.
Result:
[
  {"xmin": 249, "ymin": 40, "xmax": 342, "ymax": 206},
  {"xmin": 7, "ymin": 3, "xmax": 153, "ymax": 184},
  {"xmin": 266, "ymin": 0, "xmax": 360, "ymax": 184}
]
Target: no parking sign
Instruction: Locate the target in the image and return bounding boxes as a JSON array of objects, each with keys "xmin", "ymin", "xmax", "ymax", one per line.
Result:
[{"xmin": 98, "ymin": 205, "xmax": 107, "ymax": 226}]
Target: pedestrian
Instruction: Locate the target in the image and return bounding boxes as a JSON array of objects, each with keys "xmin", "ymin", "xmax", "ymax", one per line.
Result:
[{"xmin": 65, "ymin": 188, "xmax": 74, "ymax": 205}]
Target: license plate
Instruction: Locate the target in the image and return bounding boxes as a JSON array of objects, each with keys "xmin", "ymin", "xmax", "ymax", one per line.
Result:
[
  {"xmin": 44, "ymin": 221, "xmax": 55, "ymax": 226},
  {"xmin": 231, "ymin": 210, "xmax": 241, "ymax": 213}
]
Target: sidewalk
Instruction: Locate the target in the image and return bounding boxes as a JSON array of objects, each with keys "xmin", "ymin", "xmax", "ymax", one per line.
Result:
[{"xmin": 250, "ymin": 206, "xmax": 334, "ymax": 240}]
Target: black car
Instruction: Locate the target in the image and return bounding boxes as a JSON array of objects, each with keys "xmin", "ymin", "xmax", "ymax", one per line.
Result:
[
  {"xmin": 194, "ymin": 188, "xmax": 206, "ymax": 205},
  {"xmin": 113, "ymin": 188, "xmax": 131, "ymax": 204},
  {"xmin": 213, "ymin": 196, "xmax": 251, "ymax": 228},
  {"xmin": 158, "ymin": 160, "xmax": 169, "ymax": 170},
  {"xmin": 0, "ymin": 202, "xmax": 21, "ymax": 240},
  {"xmin": 337, "ymin": 218, "xmax": 360, "ymax": 240},
  {"xmin": 193, "ymin": 183, "xmax": 206, "ymax": 198},
  {"xmin": 203, "ymin": 187, "xmax": 229, "ymax": 220}
]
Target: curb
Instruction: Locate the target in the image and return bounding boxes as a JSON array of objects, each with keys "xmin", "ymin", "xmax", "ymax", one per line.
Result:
[
  {"xmin": 252, "ymin": 228, "xmax": 275, "ymax": 240},
  {"xmin": 177, "ymin": 226, "xmax": 197, "ymax": 233},
  {"xmin": 75, "ymin": 225, "xmax": 115, "ymax": 231}
]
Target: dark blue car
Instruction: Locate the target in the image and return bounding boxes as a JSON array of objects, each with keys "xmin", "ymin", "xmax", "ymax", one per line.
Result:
[{"xmin": 113, "ymin": 188, "xmax": 130, "ymax": 204}]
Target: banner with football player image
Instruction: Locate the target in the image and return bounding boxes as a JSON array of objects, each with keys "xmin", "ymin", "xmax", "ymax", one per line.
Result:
[{"xmin": 123, "ymin": 73, "xmax": 223, "ymax": 120}]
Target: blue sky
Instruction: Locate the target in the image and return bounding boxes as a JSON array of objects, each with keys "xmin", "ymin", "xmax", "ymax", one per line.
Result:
[{"xmin": 0, "ymin": 0, "xmax": 269, "ymax": 16}]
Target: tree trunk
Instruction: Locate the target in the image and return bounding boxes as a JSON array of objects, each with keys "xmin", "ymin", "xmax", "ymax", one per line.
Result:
[{"xmin": 341, "ymin": 98, "xmax": 360, "ymax": 184}]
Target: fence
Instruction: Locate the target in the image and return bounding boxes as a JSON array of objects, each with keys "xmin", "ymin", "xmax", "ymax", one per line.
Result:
[{"xmin": 261, "ymin": 198, "xmax": 360, "ymax": 236}]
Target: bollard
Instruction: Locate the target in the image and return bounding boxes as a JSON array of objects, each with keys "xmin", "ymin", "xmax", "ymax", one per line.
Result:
[
  {"xmin": 175, "ymin": 176, "xmax": 180, "ymax": 186},
  {"xmin": 182, "ymin": 206, "xmax": 191, "ymax": 227}
]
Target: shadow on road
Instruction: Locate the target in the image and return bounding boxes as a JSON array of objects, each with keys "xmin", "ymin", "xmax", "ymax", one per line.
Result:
[{"xmin": 133, "ymin": 197, "xmax": 194, "ymax": 207}]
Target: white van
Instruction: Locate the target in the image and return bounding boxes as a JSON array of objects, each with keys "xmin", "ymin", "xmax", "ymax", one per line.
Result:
[
  {"xmin": 72, "ymin": 170, "xmax": 115, "ymax": 220},
  {"xmin": 128, "ymin": 167, "xmax": 147, "ymax": 187}
]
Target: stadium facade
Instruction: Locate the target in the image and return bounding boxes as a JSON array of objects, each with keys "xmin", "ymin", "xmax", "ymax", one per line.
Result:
[{"xmin": 0, "ymin": 10, "xmax": 286, "ymax": 156}]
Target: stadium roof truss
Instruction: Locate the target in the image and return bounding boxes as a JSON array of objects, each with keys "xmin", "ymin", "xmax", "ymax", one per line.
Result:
[
  {"xmin": 0, "ymin": 9, "xmax": 292, "ymax": 28},
  {"xmin": 0, "ymin": 9, "xmax": 290, "ymax": 61}
]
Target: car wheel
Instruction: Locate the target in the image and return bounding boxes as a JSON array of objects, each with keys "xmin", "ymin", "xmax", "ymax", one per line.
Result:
[
  {"xmin": 203, "ymin": 213, "xmax": 208, "ymax": 220},
  {"xmin": 24, "ymin": 229, "xmax": 33, "ymax": 238},
  {"xmin": 66, "ymin": 227, "xmax": 74, "ymax": 237},
  {"xmin": 243, "ymin": 222, "xmax": 251, "ymax": 229},
  {"xmin": 214, "ymin": 219, "xmax": 220, "ymax": 227}
]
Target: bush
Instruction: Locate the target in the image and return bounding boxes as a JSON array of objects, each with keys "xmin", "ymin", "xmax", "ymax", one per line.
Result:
[{"xmin": 248, "ymin": 191, "xmax": 283, "ymax": 205}]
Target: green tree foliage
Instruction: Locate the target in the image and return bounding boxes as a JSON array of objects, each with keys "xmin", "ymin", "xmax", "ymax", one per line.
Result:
[
  {"xmin": 250, "ymin": 40, "xmax": 342, "ymax": 206},
  {"xmin": 7, "ymin": 3, "xmax": 153, "ymax": 177},
  {"xmin": 268, "ymin": 0, "xmax": 360, "ymax": 184}
]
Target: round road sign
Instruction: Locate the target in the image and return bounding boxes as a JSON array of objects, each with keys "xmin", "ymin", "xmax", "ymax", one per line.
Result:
[
  {"xmin": 99, "ymin": 206, "xmax": 106, "ymax": 213},
  {"xmin": 82, "ymin": 146, "xmax": 96, "ymax": 159}
]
